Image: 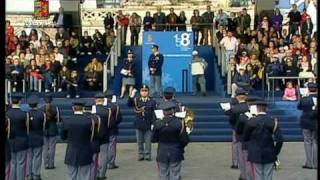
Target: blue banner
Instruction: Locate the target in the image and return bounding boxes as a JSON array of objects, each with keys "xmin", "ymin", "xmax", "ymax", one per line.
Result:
[{"xmin": 142, "ymin": 32, "xmax": 194, "ymax": 92}]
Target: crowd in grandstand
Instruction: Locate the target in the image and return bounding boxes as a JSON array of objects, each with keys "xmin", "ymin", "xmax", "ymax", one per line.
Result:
[{"xmin": 5, "ymin": 3, "xmax": 317, "ymax": 100}]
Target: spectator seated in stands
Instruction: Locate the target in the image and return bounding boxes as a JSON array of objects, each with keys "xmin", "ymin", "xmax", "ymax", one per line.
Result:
[
  {"xmin": 58, "ymin": 65, "xmax": 70, "ymax": 92},
  {"xmin": 93, "ymin": 30, "xmax": 105, "ymax": 55},
  {"xmin": 282, "ymin": 81, "xmax": 297, "ymax": 101},
  {"xmin": 9, "ymin": 56, "xmax": 25, "ymax": 92},
  {"xmin": 231, "ymin": 67, "xmax": 250, "ymax": 98},
  {"xmin": 69, "ymin": 31, "xmax": 80, "ymax": 58},
  {"xmin": 79, "ymin": 31, "xmax": 93, "ymax": 55},
  {"xmin": 66, "ymin": 70, "xmax": 80, "ymax": 98},
  {"xmin": 246, "ymin": 63, "xmax": 260, "ymax": 89},
  {"xmin": 84, "ymin": 58, "xmax": 103, "ymax": 90},
  {"xmin": 26, "ymin": 59, "xmax": 42, "ymax": 92},
  {"xmin": 104, "ymin": 31, "xmax": 115, "ymax": 54}
]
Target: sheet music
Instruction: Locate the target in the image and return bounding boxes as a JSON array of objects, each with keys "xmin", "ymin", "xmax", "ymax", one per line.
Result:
[
  {"xmin": 120, "ymin": 69, "xmax": 128, "ymax": 75},
  {"xmin": 130, "ymin": 88, "xmax": 137, "ymax": 98},
  {"xmin": 220, "ymin": 103, "xmax": 231, "ymax": 111},
  {"xmin": 175, "ymin": 111, "xmax": 186, "ymax": 118},
  {"xmin": 191, "ymin": 62, "xmax": 204, "ymax": 75},
  {"xmin": 249, "ymin": 105, "xmax": 258, "ymax": 115},
  {"xmin": 91, "ymin": 105, "xmax": 96, "ymax": 114},
  {"xmin": 111, "ymin": 95, "xmax": 117, "ymax": 103},
  {"xmin": 103, "ymin": 98, "xmax": 108, "ymax": 106},
  {"xmin": 299, "ymin": 88, "xmax": 308, "ymax": 97},
  {"xmin": 312, "ymin": 97, "xmax": 317, "ymax": 106},
  {"xmin": 154, "ymin": 110, "xmax": 164, "ymax": 119}
]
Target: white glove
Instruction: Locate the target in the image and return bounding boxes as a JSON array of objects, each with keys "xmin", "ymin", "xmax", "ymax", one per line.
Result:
[
  {"xmin": 130, "ymin": 88, "xmax": 137, "ymax": 98},
  {"xmin": 151, "ymin": 125, "xmax": 154, "ymax": 131}
]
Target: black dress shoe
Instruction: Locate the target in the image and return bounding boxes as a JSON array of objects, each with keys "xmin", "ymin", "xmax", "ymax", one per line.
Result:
[
  {"xmin": 144, "ymin": 158, "xmax": 152, "ymax": 161},
  {"xmin": 44, "ymin": 166, "xmax": 49, "ymax": 170},
  {"xmin": 97, "ymin": 177, "xmax": 106, "ymax": 180},
  {"xmin": 108, "ymin": 165, "xmax": 119, "ymax": 169},
  {"xmin": 230, "ymin": 165, "xmax": 238, "ymax": 169},
  {"xmin": 138, "ymin": 157, "xmax": 144, "ymax": 161},
  {"xmin": 48, "ymin": 166, "xmax": 56, "ymax": 170},
  {"xmin": 238, "ymin": 177, "xmax": 246, "ymax": 180},
  {"xmin": 302, "ymin": 165, "xmax": 313, "ymax": 169}
]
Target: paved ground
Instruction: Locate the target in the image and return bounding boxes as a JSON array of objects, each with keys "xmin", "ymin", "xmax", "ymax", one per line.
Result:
[{"xmin": 41, "ymin": 142, "xmax": 317, "ymax": 180}]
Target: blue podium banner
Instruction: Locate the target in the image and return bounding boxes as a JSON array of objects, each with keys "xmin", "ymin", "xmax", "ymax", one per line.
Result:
[{"xmin": 142, "ymin": 32, "xmax": 194, "ymax": 92}]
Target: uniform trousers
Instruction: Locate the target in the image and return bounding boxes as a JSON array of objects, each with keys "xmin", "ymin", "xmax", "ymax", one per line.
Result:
[
  {"xmin": 43, "ymin": 136, "xmax": 57, "ymax": 168},
  {"xmin": 302, "ymin": 129, "xmax": 317, "ymax": 168},
  {"xmin": 10, "ymin": 150, "xmax": 27, "ymax": 180},
  {"xmin": 238, "ymin": 142, "xmax": 246, "ymax": 179},
  {"xmin": 150, "ymin": 75, "xmax": 162, "ymax": 97},
  {"xmin": 67, "ymin": 164, "xmax": 91, "ymax": 180},
  {"xmin": 136, "ymin": 129, "xmax": 152, "ymax": 159},
  {"xmin": 232, "ymin": 130, "xmax": 239, "ymax": 166},
  {"xmin": 108, "ymin": 135, "xmax": 118, "ymax": 166},
  {"xmin": 6, "ymin": 161, "xmax": 10, "ymax": 180},
  {"xmin": 158, "ymin": 161, "xmax": 181, "ymax": 180},
  {"xmin": 90, "ymin": 153, "xmax": 99, "ymax": 180},
  {"xmin": 252, "ymin": 163, "xmax": 274, "ymax": 180},
  {"xmin": 98, "ymin": 143, "xmax": 109, "ymax": 178},
  {"xmin": 242, "ymin": 149, "xmax": 253, "ymax": 180},
  {"xmin": 27, "ymin": 147, "xmax": 42, "ymax": 179}
]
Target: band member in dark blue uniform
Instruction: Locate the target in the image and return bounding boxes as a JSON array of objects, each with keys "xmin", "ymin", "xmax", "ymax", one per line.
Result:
[
  {"xmin": 297, "ymin": 82, "xmax": 318, "ymax": 169},
  {"xmin": 26, "ymin": 95, "xmax": 47, "ymax": 180},
  {"xmin": 83, "ymin": 103, "xmax": 101, "ymax": 180},
  {"xmin": 5, "ymin": 106, "xmax": 11, "ymax": 180},
  {"xmin": 61, "ymin": 100, "xmax": 95, "ymax": 180},
  {"xmin": 94, "ymin": 93, "xmax": 112, "ymax": 180},
  {"xmin": 161, "ymin": 87, "xmax": 183, "ymax": 112},
  {"xmin": 152, "ymin": 101, "xmax": 190, "ymax": 180},
  {"xmin": 243, "ymin": 101, "xmax": 283, "ymax": 180},
  {"xmin": 42, "ymin": 94, "xmax": 61, "ymax": 170},
  {"xmin": 128, "ymin": 85, "xmax": 157, "ymax": 161},
  {"xmin": 104, "ymin": 90, "xmax": 122, "ymax": 169},
  {"xmin": 224, "ymin": 88, "xmax": 249, "ymax": 171},
  {"xmin": 148, "ymin": 44, "xmax": 164, "ymax": 97},
  {"xmin": 6, "ymin": 93, "xmax": 29, "ymax": 180}
]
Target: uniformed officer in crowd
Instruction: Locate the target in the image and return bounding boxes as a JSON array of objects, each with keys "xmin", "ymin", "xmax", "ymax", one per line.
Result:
[
  {"xmin": 162, "ymin": 87, "xmax": 183, "ymax": 112},
  {"xmin": 243, "ymin": 101, "xmax": 284, "ymax": 180},
  {"xmin": 26, "ymin": 95, "xmax": 47, "ymax": 180},
  {"xmin": 5, "ymin": 106, "xmax": 11, "ymax": 180},
  {"xmin": 104, "ymin": 90, "xmax": 123, "ymax": 169},
  {"xmin": 128, "ymin": 85, "xmax": 157, "ymax": 161},
  {"xmin": 235, "ymin": 96, "xmax": 262, "ymax": 180},
  {"xmin": 61, "ymin": 99, "xmax": 95, "ymax": 180},
  {"xmin": 42, "ymin": 94, "xmax": 61, "ymax": 170},
  {"xmin": 6, "ymin": 93, "xmax": 29, "ymax": 180},
  {"xmin": 152, "ymin": 101, "xmax": 190, "ymax": 180},
  {"xmin": 83, "ymin": 103, "xmax": 101, "ymax": 180},
  {"xmin": 94, "ymin": 93, "xmax": 113, "ymax": 180},
  {"xmin": 148, "ymin": 44, "xmax": 164, "ymax": 97},
  {"xmin": 297, "ymin": 82, "xmax": 318, "ymax": 169},
  {"xmin": 224, "ymin": 88, "xmax": 249, "ymax": 171}
]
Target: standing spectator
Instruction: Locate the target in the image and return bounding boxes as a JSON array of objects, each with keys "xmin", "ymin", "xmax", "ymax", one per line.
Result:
[
  {"xmin": 143, "ymin": 11, "xmax": 154, "ymax": 31},
  {"xmin": 237, "ymin": 8, "xmax": 251, "ymax": 34},
  {"xmin": 6, "ymin": 20, "xmax": 14, "ymax": 40},
  {"xmin": 129, "ymin": 12, "xmax": 142, "ymax": 46},
  {"xmin": 191, "ymin": 50, "xmax": 207, "ymax": 96},
  {"xmin": 10, "ymin": 57, "xmax": 25, "ymax": 92},
  {"xmin": 259, "ymin": 16, "xmax": 270, "ymax": 32},
  {"xmin": 271, "ymin": 8, "xmax": 283, "ymax": 37},
  {"xmin": 220, "ymin": 31, "xmax": 239, "ymax": 74},
  {"xmin": 104, "ymin": 12, "xmax": 115, "ymax": 34},
  {"xmin": 267, "ymin": 56, "xmax": 283, "ymax": 91},
  {"xmin": 246, "ymin": 63, "xmax": 259, "ymax": 89},
  {"xmin": 177, "ymin": 11, "xmax": 187, "ymax": 31},
  {"xmin": 79, "ymin": 31, "xmax": 93, "ymax": 55},
  {"xmin": 148, "ymin": 44, "xmax": 164, "ymax": 97},
  {"xmin": 93, "ymin": 31, "xmax": 105, "ymax": 55},
  {"xmin": 227, "ymin": 12, "xmax": 238, "ymax": 33},
  {"xmin": 300, "ymin": 8, "xmax": 309, "ymax": 28},
  {"xmin": 190, "ymin": 9, "xmax": 203, "ymax": 46},
  {"xmin": 58, "ymin": 65, "xmax": 70, "ymax": 92},
  {"xmin": 120, "ymin": 50, "xmax": 136, "ymax": 98},
  {"xmin": 301, "ymin": 15, "xmax": 313, "ymax": 38},
  {"xmin": 215, "ymin": 9, "xmax": 229, "ymax": 29},
  {"xmin": 69, "ymin": 32, "xmax": 80, "ymax": 58},
  {"xmin": 288, "ymin": 4, "xmax": 301, "ymax": 37},
  {"xmin": 26, "ymin": 58, "xmax": 41, "ymax": 91},
  {"xmin": 201, "ymin": 5, "xmax": 215, "ymax": 45},
  {"xmin": 53, "ymin": 7, "xmax": 72, "ymax": 28},
  {"xmin": 215, "ymin": 25, "xmax": 225, "ymax": 43},
  {"xmin": 166, "ymin": 8, "xmax": 178, "ymax": 31},
  {"xmin": 84, "ymin": 58, "xmax": 103, "ymax": 90},
  {"xmin": 41, "ymin": 59, "xmax": 55, "ymax": 93},
  {"xmin": 153, "ymin": 7, "xmax": 166, "ymax": 31},
  {"xmin": 116, "ymin": 10, "xmax": 129, "ymax": 45},
  {"xmin": 29, "ymin": 29, "xmax": 39, "ymax": 41},
  {"xmin": 66, "ymin": 70, "xmax": 80, "ymax": 98}
]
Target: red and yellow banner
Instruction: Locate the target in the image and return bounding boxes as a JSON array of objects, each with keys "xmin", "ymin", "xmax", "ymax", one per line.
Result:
[{"xmin": 34, "ymin": 0, "xmax": 49, "ymax": 20}]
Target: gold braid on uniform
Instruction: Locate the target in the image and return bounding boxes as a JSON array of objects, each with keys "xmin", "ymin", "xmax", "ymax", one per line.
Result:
[
  {"xmin": 107, "ymin": 108, "xmax": 112, "ymax": 128},
  {"xmin": 134, "ymin": 98, "xmax": 145, "ymax": 116},
  {"xmin": 43, "ymin": 113, "xmax": 47, "ymax": 131}
]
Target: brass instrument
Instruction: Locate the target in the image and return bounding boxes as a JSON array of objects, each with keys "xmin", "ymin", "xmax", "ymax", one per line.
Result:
[{"xmin": 183, "ymin": 107, "xmax": 194, "ymax": 134}]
